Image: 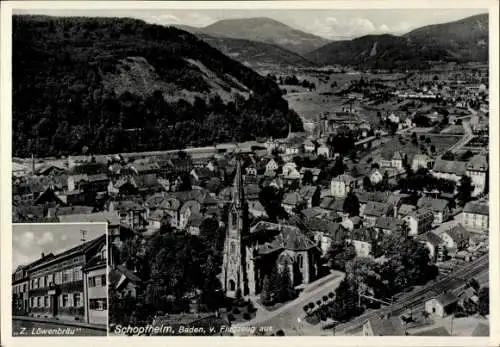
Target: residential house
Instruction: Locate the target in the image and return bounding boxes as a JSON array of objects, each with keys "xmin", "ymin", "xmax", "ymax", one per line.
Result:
[
  {"xmin": 319, "ymin": 196, "xmax": 347, "ymax": 218},
  {"xmin": 305, "ymin": 219, "xmax": 348, "ymax": 257},
  {"xmin": 282, "ymin": 162, "xmax": 301, "ymax": 182},
  {"xmin": 362, "ymin": 202, "xmax": 390, "ymax": 227},
  {"xmin": 356, "ymin": 191, "xmax": 389, "ymax": 216},
  {"xmin": 397, "ymin": 204, "xmax": 417, "ymax": 219},
  {"xmin": 425, "ymin": 292, "xmax": 459, "ymax": 318},
  {"xmin": 404, "ymin": 209, "xmax": 434, "ymax": 236},
  {"xmin": 282, "ymin": 192, "xmax": 302, "ymax": 214},
  {"xmin": 412, "ymin": 154, "xmax": 434, "ymax": 172},
  {"xmin": 109, "ymin": 200, "xmax": 149, "ymax": 232},
  {"xmin": 417, "ymin": 197, "xmax": 451, "ymax": 225},
  {"xmin": 348, "ymin": 228, "xmax": 377, "ymax": 258},
  {"xmin": 179, "ymin": 200, "xmax": 202, "ymax": 230},
  {"xmin": 299, "ymin": 186, "xmax": 320, "ymax": 209},
  {"xmin": 109, "ymin": 265, "xmax": 142, "ymax": 299},
  {"xmin": 391, "ymin": 151, "xmax": 407, "ymax": 170},
  {"xmin": 440, "ymin": 223, "xmax": 471, "ymax": 252},
  {"xmin": 186, "ymin": 213, "xmax": 204, "ymax": 235},
  {"xmin": 248, "ymin": 200, "xmax": 268, "ymax": 219},
  {"xmin": 374, "ymin": 216, "xmax": 404, "ymax": 235},
  {"xmin": 303, "ymin": 139, "xmax": 316, "ymax": 153},
  {"xmin": 363, "ymin": 316, "xmax": 406, "ymax": 336},
  {"xmin": 158, "ymin": 197, "xmax": 182, "ymax": 228},
  {"xmin": 330, "ymin": 174, "xmax": 356, "ymax": 198},
  {"xmin": 317, "ymin": 144, "xmax": 331, "ymax": 158},
  {"xmin": 431, "ymin": 160, "xmax": 467, "ymax": 184},
  {"xmin": 466, "ymin": 155, "xmax": 488, "ymax": 197},
  {"xmin": 369, "ymin": 169, "xmax": 383, "ymax": 185},
  {"xmin": 462, "ymin": 201, "xmax": 489, "ymax": 232}
]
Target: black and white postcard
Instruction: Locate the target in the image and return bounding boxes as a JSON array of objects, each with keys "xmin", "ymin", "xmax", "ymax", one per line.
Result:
[{"xmin": 1, "ymin": 1, "xmax": 498, "ymax": 346}]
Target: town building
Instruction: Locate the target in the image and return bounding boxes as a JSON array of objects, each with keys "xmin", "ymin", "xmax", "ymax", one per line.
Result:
[
  {"xmin": 330, "ymin": 174, "xmax": 356, "ymax": 198},
  {"xmin": 466, "ymin": 155, "xmax": 488, "ymax": 197},
  {"xmin": 82, "ymin": 242, "xmax": 108, "ymax": 325},
  {"xmin": 462, "ymin": 200, "xmax": 489, "ymax": 232},
  {"xmin": 404, "ymin": 209, "xmax": 434, "ymax": 236},
  {"xmin": 425, "ymin": 292, "xmax": 459, "ymax": 318},
  {"xmin": 22, "ymin": 234, "xmax": 106, "ymax": 322}
]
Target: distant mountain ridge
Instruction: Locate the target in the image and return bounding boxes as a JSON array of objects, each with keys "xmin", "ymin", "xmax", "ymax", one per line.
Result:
[
  {"xmin": 173, "ymin": 17, "xmax": 331, "ymax": 55},
  {"xmin": 306, "ymin": 13, "xmax": 489, "ymax": 68}
]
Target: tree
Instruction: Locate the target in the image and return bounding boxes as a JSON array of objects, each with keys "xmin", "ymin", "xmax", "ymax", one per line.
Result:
[
  {"xmin": 332, "ymin": 156, "xmax": 346, "ymax": 177},
  {"xmin": 363, "ymin": 176, "xmax": 373, "ymax": 191},
  {"xmin": 302, "ymin": 170, "xmax": 314, "ymax": 186},
  {"xmin": 442, "ymin": 152, "xmax": 455, "ymax": 161},
  {"xmin": 478, "ymin": 287, "xmax": 489, "ymax": 316},
  {"xmin": 457, "ymin": 175, "xmax": 473, "ymax": 206},
  {"xmin": 328, "ymin": 241, "xmax": 356, "ymax": 271},
  {"xmin": 279, "ymin": 265, "xmax": 296, "ymax": 302},
  {"xmin": 343, "ymin": 192, "xmax": 360, "ymax": 217}
]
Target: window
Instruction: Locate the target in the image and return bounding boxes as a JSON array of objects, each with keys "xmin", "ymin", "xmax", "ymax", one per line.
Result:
[
  {"xmin": 44, "ymin": 296, "xmax": 49, "ymax": 307},
  {"xmin": 230, "ymin": 242, "xmax": 236, "ymax": 255},
  {"xmin": 73, "ymin": 267, "xmax": 82, "ymax": 281},
  {"xmin": 89, "ymin": 298, "xmax": 107, "ymax": 310},
  {"xmin": 62, "ymin": 295, "xmax": 69, "ymax": 307},
  {"xmin": 30, "ymin": 297, "xmax": 34, "ymax": 307},
  {"xmin": 297, "ymin": 254, "xmax": 304, "ymax": 269},
  {"xmin": 73, "ymin": 293, "xmax": 81, "ymax": 307},
  {"xmin": 100, "ymin": 275, "xmax": 107, "ymax": 287},
  {"xmin": 37, "ymin": 297, "xmax": 41, "ymax": 307},
  {"xmin": 100, "ymin": 247, "xmax": 107, "ymax": 260},
  {"xmin": 231, "ymin": 211, "xmax": 238, "ymax": 228},
  {"xmin": 40, "ymin": 277, "xmax": 45, "ymax": 288},
  {"xmin": 89, "ymin": 277, "xmax": 96, "ymax": 287}
]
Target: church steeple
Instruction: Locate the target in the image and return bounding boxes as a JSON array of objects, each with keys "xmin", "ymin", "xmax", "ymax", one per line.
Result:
[{"xmin": 232, "ymin": 157, "xmax": 245, "ymax": 208}]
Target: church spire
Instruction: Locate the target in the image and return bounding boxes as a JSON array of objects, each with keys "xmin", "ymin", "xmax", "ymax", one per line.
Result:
[{"xmin": 232, "ymin": 157, "xmax": 244, "ymax": 208}]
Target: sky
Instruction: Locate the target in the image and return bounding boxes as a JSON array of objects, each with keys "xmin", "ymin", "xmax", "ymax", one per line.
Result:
[
  {"xmin": 15, "ymin": 8, "xmax": 488, "ymax": 40},
  {"xmin": 12, "ymin": 223, "xmax": 106, "ymax": 271}
]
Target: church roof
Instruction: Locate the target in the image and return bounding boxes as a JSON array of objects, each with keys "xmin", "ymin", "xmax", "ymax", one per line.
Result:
[{"xmin": 250, "ymin": 221, "xmax": 317, "ymax": 253}]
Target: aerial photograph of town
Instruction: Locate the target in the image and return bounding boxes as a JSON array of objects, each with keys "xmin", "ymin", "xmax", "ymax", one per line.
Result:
[{"xmin": 10, "ymin": 6, "xmax": 490, "ymax": 337}]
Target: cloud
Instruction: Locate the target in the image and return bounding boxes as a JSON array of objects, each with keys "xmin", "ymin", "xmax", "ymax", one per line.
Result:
[
  {"xmin": 302, "ymin": 16, "xmax": 413, "ymax": 39},
  {"xmin": 37, "ymin": 231, "xmax": 54, "ymax": 246},
  {"xmin": 149, "ymin": 14, "xmax": 181, "ymax": 25}
]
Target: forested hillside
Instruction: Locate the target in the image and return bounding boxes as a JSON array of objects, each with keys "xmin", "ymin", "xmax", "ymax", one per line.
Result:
[{"xmin": 13, "ymin": 15, "xmax": 303, "ymax": 157}]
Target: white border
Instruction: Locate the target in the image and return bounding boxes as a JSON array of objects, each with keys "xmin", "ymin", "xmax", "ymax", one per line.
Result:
[{"xmin": 1, "ymin": 1, "xmax": 498, "ymax": 347}]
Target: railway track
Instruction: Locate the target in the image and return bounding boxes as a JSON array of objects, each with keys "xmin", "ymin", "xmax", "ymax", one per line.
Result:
[{"xmin": 337, "ymin": 255, "xmax": 488, "ymax": 333}]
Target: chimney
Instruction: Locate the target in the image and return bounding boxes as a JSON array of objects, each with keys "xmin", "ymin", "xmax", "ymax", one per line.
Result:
[{"xmin": 41, "ymin": 252, "xmax": 45, "ymax": 258}]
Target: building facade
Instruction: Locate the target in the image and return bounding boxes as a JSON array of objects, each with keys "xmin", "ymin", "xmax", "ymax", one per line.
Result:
[
  {"xmin": 14, "ymin": 235, "xmax": 106, "ymax": 323},
  {"xmin": 83, "ymin": 242, "xmax": 108, "ymax": 325}
]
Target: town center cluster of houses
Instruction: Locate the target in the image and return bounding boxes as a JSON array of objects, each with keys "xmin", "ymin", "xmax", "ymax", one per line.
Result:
[{"xmin": 12, "ymin": 120, "xmax": 489, "ymax": 309}]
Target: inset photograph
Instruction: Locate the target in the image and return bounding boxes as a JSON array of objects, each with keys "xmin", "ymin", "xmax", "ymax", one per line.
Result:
[{"xmin": 12, "ymin": 223, "xmax": 108, "ymax": 336}]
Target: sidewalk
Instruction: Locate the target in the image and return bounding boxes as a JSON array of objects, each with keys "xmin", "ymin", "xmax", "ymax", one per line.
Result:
[{"xmin": 13, "ymin": 316, "xmax": 107, "ymax": 331}]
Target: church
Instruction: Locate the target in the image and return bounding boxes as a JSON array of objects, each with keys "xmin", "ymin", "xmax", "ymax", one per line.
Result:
[{"xmin": 222, "ymin": 159, "xmax": 321, "ymax": 298}]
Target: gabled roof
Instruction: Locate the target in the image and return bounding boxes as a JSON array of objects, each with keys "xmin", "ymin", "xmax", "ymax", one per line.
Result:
[
  {"xmin": 417, "ymin": 197, "xmax": 449, "ymax": 212},
  {"xmin": 443, "ymin": 223, "xmax": 470, "ymax": 244},
  {"xmin": 467, "ymin": 154, "xmax": 488, "ymax": 172},
  {"xmin": 413, "ymin": 327, "xmax": 450, "ymax": 336},
  {"xmin": 434, "ymin": 292, "xmax": 459, "ymax": 307},
  {"xmin": 463, "ymin": 201, "xmax": 489, "ymax": 216},
  {"xmin": 416, "ymin": 231, "xmax": 444, "ymax": 247},
  {"xmin": 366, "ymin": 316, "xmax": 405, "ymax": 336},
  {"xmin": 374, "ymin": 216, "xmax": 404, "ymax": 231},
  {"xmin": 471, "ymin": 323, "xmax": 489, "ymax": 337},
  {"xmin": 432, "ymin": 159, "xmax": 467, "ymax": 175},
  {"xmin": 332, "ymin": 174, "xmax": 355, "ymax": 183},
  {"xmin": 283, "ymin": 192, "xmax": 301, "ymax": 206},
  {"xmin": 363, "ymin": 201, "xmax": 389, "ymax": 217}
]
